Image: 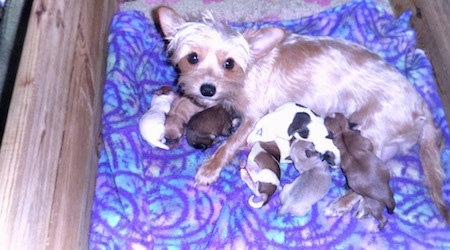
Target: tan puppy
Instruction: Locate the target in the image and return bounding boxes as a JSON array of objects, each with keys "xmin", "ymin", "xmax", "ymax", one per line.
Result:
[
  {"xmin": 278, "ymin": 140, "xmax": 331, "ymax": 217},
  {"xmin": 164, "ymin": 96, "xmax": 203, "ymax": 147},
  {"xmin": 155, "ymin": 7, "xmax": 448, "ymax": 221},
  {"xmin": 324, "ymin": 113, "xmax": 395, "ymax": 231}
]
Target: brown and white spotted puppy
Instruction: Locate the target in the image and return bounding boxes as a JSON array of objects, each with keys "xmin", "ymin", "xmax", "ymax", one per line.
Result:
[
  {"xmin": 324, "ymin": 113, "xmax": 395, "ymax": 231},
  {"xmin": 186, "ymin": 104, "xmax": 241, "ymax": 150},
  {"xmin": 278, "ymin": 140, "xmax": 331, "ymax": 217},
  {"xmin": 240, "ymin": 141, "xmax": 281, "ymax": 208},
  {"xmin": 247, "ymin": 102, "xmax": 339, "ymax": 166}
]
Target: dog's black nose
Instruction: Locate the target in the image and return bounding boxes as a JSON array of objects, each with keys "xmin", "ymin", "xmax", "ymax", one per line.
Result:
[{"xmin": 200, "ymin": 84, "xmax": 216, "ymax": 97}]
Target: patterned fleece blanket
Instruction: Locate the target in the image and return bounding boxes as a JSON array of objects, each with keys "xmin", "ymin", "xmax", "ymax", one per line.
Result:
[{"xmin": 89, "ymin": 0, "xmax": 450, "ymax": 249}]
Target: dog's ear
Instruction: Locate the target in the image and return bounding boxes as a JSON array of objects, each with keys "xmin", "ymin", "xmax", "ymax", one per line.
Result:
[
  {"xmin": 155, "ymin": 6, "xmax": 186, "ymax": 38},
  {"xmin": 243, "ymin": 27, "xmax": 286, "ymax": 59}
]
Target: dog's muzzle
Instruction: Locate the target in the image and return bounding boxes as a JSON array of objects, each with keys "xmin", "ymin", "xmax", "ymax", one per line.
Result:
[{"xmin": 200, "ymin": 84, "xmax": 216, "ymax": 97}]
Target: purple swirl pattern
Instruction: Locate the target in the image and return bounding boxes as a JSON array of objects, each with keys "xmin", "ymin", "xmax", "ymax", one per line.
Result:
[{"xmin": 89, "ymin": 0, "xmax": 450, "ymax": 249}]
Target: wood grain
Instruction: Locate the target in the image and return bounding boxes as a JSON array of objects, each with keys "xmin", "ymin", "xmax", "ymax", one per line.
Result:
[
  {"xmin": 390, "ymin": 0, "xmax": 450, "ymax": 126},
  {"xmin": 0, "ymin": 0, "xmax": 117, "ymax": 249}
]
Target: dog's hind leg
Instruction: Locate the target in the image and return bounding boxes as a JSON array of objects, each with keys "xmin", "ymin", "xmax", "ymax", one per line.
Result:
[
  {"xmin": 195, "ymin": 118, "xmax": 257, "ymax": 185},
  {"xmin": 324, "ymin": 190, "xmax": 363, "ymax": 217}
]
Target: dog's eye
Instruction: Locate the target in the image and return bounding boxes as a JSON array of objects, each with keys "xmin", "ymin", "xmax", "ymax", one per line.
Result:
[
  {"xmin": 187, "ymin": 53, "xmax": 199, "ymax": 64},
  {"xmin": 223, "ymin": 58, "xmax": 235, "ymax": 70}
]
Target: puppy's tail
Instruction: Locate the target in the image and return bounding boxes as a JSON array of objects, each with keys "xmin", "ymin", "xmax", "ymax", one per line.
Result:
[{"xmin": 419, "ymin": 110, "xmax": 449, "ymax": 223}]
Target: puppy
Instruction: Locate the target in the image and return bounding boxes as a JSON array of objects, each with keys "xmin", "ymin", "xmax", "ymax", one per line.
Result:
[
  {"xmin": 324, "ymin": 113, "xmax": 395, "ymax": 231},
  {"xmin": 164, "ymin": 95, "xmax": 203, "ymax": 147},
  {"xmin": 186, "ymin": 104, "xmax": 241, "ymax": 150},
  {"xmin": 278, "ymin": 140, "xmax": 331, "ymax": 217},
  {"xmin": 155, "ymin": 7, "xmax": 448, "ymax": 221},
  {"xmin": 139, "ymin": 86, "xmax": 177, "ymax": 150},
  {"xmin": 247, "ymin": 102, "xmax": 339, "ymax": 166},
  {"xmin": 240, "ymin": 141, "xmax": 281, "ymax": 208}
]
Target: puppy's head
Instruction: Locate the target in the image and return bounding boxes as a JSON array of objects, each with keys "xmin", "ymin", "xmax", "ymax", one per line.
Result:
[
  {"xmin": 324, "ymin": 113, "xmax": 350, "ymax": 136},
  {"xmin": 290, "ymin": 140, "xmax": 317, "ymax": 163},
  {"xmin": 185, "ymin": 129, "xmax": 216, "ymax": 151},
  {"xmin": 155, "ymin": 6, "xmax": 286, "ymax": 108}
]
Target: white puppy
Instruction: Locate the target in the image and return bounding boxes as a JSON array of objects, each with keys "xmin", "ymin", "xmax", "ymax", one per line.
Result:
[
  {"xmin": 139, "ymin": 86, "xmax": 177, "ymax": 150},
  {"xmin": 247, "ymin": 102, "xmax": 340, "ymax": 166}
]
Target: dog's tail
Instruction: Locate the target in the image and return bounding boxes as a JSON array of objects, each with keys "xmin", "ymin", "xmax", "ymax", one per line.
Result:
[{"xmin": 419, "ymin": 109, "xmax": 449, "ymax": 223}]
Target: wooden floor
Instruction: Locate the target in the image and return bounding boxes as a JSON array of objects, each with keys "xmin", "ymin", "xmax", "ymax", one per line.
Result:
[{"xmin": 390, "ymin": 0, "xmax": 450, "ymax": 127}]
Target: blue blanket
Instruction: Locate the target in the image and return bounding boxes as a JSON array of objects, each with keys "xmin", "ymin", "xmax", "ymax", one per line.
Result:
[{"xmin": 89, "ymin": 0, "xmax": 450, "ymax": 248}]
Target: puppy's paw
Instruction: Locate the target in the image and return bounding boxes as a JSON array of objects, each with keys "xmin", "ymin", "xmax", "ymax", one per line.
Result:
[
  {"xmin": 194, "ymin": 162, "xmax": 221, "ymax": 185},
  {"xmin": 369, "ymin": 223, "xmax": 381, "ymax": 233}
]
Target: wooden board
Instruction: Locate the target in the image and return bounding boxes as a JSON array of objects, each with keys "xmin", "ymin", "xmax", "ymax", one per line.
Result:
[
  {"xmin": 390, "ymin": 0, "xmax": 450, "ymax": 126},
  {"xmin": 0, "ymin": 0, "xmax": 117, "ymax": 249}
]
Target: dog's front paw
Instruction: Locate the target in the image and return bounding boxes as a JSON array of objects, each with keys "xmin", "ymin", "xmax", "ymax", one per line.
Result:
[
  {"xmin": 323, "ymin": 199, "xmax": 351, "ymax": 217},
  {"xmin": 194, "ymin": 162, "xmax": 222, "ymax": 185}
]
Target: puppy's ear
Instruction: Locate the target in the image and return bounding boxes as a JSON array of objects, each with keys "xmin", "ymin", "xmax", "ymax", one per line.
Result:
[
  {"xmin": 155, "ymin": 6, "xmax": 186, "ymax": 38},
  {"xmin": 243, "ymin": 27, "xmax": 285, "ymax": 59},
  {"xmin": 321, "ymin": 151, "xmax": 336, "ymax": 166}
]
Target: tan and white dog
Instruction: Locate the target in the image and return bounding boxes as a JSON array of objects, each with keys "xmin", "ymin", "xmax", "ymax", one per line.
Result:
[{"xmin": 155, "ymin": 7, "xmax": 448, "ymax": 222}]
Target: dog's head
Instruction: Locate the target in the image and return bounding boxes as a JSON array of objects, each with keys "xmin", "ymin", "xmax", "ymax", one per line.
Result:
[{"xmin": 155, "ymin": 6, "xmax": 286, "ymax": 108}]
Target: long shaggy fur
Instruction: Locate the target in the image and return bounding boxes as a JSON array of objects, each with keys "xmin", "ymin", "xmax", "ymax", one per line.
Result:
[{"xmin": 155, "ymin": 6, "xmax": 449, "ymax": 222}]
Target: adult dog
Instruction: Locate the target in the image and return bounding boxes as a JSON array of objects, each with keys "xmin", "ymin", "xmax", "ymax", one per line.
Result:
[{"xmin": 155, "ymin": 6, "xmax": 448, "ymax": 221}]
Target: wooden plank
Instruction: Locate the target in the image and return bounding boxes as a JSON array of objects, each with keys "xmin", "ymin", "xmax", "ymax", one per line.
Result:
[
  {"xmin": 390, "ymin": 0, "xmax": 450, "ymax": 126},
  {"xmin": 0, "ymin": 0, "xmax": 117, "ymax": 249},
  {"xmin": 45, "ymin": 1, "xmax": 117, "ymax": 249}
]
